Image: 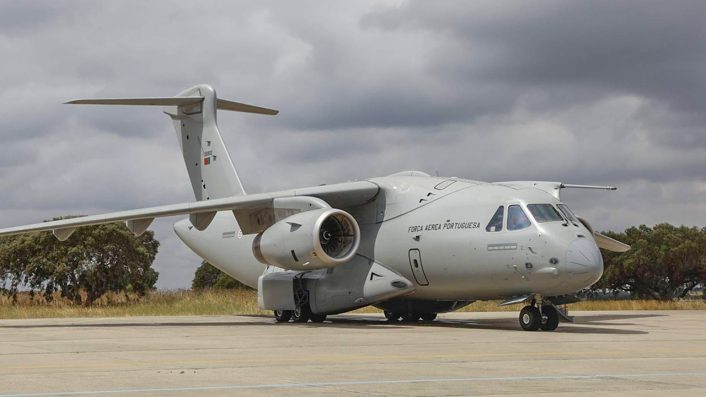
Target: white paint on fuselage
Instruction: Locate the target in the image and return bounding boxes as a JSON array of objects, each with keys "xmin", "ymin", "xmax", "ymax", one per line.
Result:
[{"xmin": 174, "ymin": 175, "xmax": 603, "ymax": 301}]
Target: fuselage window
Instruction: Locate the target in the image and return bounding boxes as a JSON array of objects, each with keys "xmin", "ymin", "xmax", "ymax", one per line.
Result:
[
  {"xmin": 557, "ymin": 203, "xmax": 579, "ymax": 225},
  {"xmin": 486, "ymin": 206, "xmax": 504, "ymax": 232},
  {"xmin": 507, "ymin": 205, "xmax": 531, "ymax": 230},
  {"xmin": 527, "ymin": 204, "xmax": 564, "ymax": 223}
]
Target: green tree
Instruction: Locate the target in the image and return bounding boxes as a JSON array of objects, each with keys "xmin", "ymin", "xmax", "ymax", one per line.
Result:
[
  {"xmin": 0, "ymin": 220, "xmax": 159, "ymax": 305},
  {"xmin": 596, "ymin": 224, "xmax": 706, "ymax": 300},
  {"xmin": 192, "ymin": 261, "xmax": 251, "ymax": 290}
]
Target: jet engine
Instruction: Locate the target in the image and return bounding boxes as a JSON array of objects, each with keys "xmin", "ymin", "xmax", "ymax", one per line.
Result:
[{"xmin": 252, "ymin": 208, "xmax": 360, "ymax": 271}]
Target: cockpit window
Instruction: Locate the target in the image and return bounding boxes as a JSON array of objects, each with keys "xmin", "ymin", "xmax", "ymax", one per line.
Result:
[
  {"xmin": 486, "ymin": 206, "xmax": 504, "ymax": 232},
  {"xmin": 527, "ymin": 204, "xmax": 564, "ymax": 223},
  {"xmin": 557, "ymin": 203, "xmax": 579, "ymax": 224},
  {"xmin": 507, "ymin": 205, "xmax": 531, "ymax": 230}
]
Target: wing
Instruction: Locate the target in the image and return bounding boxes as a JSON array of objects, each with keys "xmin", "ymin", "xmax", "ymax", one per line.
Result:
[
  {"xmin": 593, "ymin": 232, "xmax": 631, "ymax": 253},
  {"xmin": 0, "ymin": 181, "xmax": 379, "ymax": 241},
  {"xmin": 495, "ymin": 181, "xmax": 616, "ymax": 200}
]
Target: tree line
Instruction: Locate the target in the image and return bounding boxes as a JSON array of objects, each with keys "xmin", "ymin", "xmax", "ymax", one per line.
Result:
[
  {"xmin": 0, "ymin": 220, "xmax": 159, "ymax": 305},
  {"xmin": 596, "ymin": 223, "xmax": 706, "ymax": 300},
  {"xmin": 0, "ymin": 221, "xmax": 703, "ymax": 305}
]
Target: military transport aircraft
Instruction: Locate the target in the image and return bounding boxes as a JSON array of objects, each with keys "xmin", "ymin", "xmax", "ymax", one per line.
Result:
[{"xmin": 0, "ymin": 84, "xmax": 630, "ymax": 331}]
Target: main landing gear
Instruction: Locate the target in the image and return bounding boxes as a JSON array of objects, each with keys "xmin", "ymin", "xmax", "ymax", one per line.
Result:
[
  {"xmin": 273, "ymin": 305, "xmax": 327, "ymax": 324},
  {"xmin": 273, "ymin": 273, "xmax": 328, "ymax": 323},
  {"xmin": 384, "ymin": 311, "xmax": 437, "ymax": 323},
  {"xmin": 519, "ymin": 300, "xmax": 559, "ymax": 331}
]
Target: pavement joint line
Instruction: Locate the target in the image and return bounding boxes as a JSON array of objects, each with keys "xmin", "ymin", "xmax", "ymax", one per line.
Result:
[{"xmin": 2, "ymin": 371, "xmax": 706, "ymax": 397}]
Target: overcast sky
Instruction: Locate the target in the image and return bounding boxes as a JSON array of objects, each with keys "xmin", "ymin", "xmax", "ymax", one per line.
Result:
[{"xmin": 1, "ymin": 0, "xmax": 704, "ymax": 289}]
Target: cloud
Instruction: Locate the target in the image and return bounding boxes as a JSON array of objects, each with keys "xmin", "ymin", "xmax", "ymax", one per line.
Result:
[{"xmin": 0, "ymin": 0, "xmax": 704, "ymax": 288}]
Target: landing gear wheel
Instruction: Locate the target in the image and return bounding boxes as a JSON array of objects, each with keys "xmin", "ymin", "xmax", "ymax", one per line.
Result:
[
  {"xmin": 401, "ymin": 312, "xmax": 421, "ymax": 322},
  {"xmin": 292, "ymin": 306, "xmax": 311, "ymax": 323},
  {"xmin": 519, "ymin": 305, "xmax": 541, "ymax": 331},
  {"xmin": 309, "ymin": 313, "xmax": 327, "ymax": 323},
  {"xmin": 540, "ymin": 305, "xmax": 559, "ymax": 331},
  {"xmin": 420, "ymin": 313, "xmax": 437, "ymax": 322},
  {"xmin": 273, "ymin": 310, "xmax": 292, "ymax": 323},
  {"xmin": 384, "ymin": 311, "xmax": 401, "ymax": 322}
]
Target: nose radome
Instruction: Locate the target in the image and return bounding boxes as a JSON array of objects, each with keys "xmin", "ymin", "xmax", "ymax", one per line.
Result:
[{"xmin": 566, "ymin": 238, "xmax": 604, "ymax": 286}]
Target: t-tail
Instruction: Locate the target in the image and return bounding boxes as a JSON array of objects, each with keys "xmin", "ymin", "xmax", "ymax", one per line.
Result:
[{"xmin": 66, "ymin": 84, "xmax": 278, "ymax": 201}]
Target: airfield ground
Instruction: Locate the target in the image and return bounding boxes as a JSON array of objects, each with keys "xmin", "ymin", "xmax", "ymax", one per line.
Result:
[{"xmin": 1, "ymin": 311, "xmax": 705, "ymax": 396}]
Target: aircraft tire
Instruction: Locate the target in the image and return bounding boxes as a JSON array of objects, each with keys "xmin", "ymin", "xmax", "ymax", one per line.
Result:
[
  {"xmin": 273, "ymin": 310, "xmax": 293, "ymax": 323},
  {"xmin": 519, "ymin": 306, "xmax": 541, "ymax": 331},
  {"xmin": 401, "ymin": 312, "xmax": 421, "ymax": 322},
  {"xmin": 384, "ymin": 311, "xmax": 401, "ymax": 322},
  {"xmin": 420, "ymin": 313, "xmax": 437, "ymax": 322},
  {"xmin": 540, "ymin": 305, "xmax": 559, "ymax": 331},
  {"xmin": 310, "ymin": 313, "xmax": 327, "ymax": 323},
  {"xmin": 292, "ymin": 306, "xmax": 311, "ymax": 323}
]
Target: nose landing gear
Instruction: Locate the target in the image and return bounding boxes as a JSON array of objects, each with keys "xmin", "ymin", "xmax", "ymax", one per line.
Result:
[
  {"xmin": 519, "ymin": 299, "xmax": 560, "ymax": 331},
  {"xmin": 519, "ymin": 305, "xmax": 541, "ymax": 331}
]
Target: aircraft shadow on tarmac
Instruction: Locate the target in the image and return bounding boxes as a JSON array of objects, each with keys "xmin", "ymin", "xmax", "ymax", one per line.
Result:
[
  {"xmin": 320, "ymin": 314, "xmax": 653, "ymax": 335},
  {"xmin": 0, "ymin": 313, "xmax": 658, "ymax": 335}
]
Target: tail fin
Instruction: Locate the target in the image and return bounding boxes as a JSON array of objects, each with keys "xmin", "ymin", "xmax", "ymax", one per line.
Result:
[{"xmin": 66, "ymin": 84, "xmax": 278, "ymax": 200}]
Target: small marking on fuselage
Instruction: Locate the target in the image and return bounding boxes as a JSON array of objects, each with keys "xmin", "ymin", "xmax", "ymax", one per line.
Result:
[
  {"xmin": 487, "ymin": 243, "xmax": 518, "ymax": 251},
  {"xmin": 222, "ymin": 231, "xmax": 236, "ymax": 238}
]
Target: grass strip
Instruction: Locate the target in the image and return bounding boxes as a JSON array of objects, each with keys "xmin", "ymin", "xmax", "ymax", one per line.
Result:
[{"xmin": 0, "ymin": 290, "xmax": 704, "ymax": 319}]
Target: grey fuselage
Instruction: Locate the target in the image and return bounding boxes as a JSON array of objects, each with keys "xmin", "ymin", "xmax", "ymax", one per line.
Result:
[{"xmin": 174, "ymin": 174, "xmax": 603, "ymax": 302}]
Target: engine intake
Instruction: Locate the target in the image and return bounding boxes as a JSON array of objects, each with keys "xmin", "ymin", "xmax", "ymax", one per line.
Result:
[{"xmin": 252, "ymin": 208, "xmax": 360, "ymax": 270}]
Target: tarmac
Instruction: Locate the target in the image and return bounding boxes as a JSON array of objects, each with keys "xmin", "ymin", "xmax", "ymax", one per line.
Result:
[{"xmin": 1, "ymin": 310, "xmax": 705, "ymax": 396}]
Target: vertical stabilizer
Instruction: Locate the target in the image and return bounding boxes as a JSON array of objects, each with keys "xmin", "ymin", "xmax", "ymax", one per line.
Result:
[
  {"xmin": 165, "ymin": 85, "xmax": 245, "ymax": 200},
  {"xmin": 65, "ymin": 84, "xmax": 278, "ymax": 201}
]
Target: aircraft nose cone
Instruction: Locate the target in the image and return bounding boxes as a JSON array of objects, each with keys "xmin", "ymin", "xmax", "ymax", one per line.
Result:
[{"xmin": 566, "ymin": 238, "xmax": 604, "ymax": 286}]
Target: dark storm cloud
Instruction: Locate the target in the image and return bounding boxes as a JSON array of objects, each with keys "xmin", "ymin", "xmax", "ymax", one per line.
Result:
[
  {"xmin": 0, "ymin": 0, "xmax": 703, "ymax": 288},
  {"xmin": 361, "ymin": 0, "xmax": 706, "ymax": 137}
]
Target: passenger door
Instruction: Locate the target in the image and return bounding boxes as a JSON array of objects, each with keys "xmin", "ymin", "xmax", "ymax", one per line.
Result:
[{"xmin": 408, "ymin": 249, "xmax": 429, "ymax": 286}]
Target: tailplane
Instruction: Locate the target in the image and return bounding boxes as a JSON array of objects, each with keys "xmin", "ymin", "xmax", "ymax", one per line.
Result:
[{"xmin": 66, "ymin": 84, "xmax": 278, "ymax": 200}]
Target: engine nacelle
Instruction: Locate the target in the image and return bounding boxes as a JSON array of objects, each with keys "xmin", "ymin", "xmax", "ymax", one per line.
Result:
[{"xmin": 252, "ymin": 208, "xmax": 360, "ymax": 271}]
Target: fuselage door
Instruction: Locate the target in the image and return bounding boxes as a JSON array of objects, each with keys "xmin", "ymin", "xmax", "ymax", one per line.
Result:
[{"xmin": 408, "ymin": 249, "xmax": 429, "ymax": 286}]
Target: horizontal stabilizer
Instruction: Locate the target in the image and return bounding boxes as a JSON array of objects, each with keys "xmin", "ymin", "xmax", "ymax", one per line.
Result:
[
  {"xmin": 560, "ymin": 184, "xmax": 616, "ymax": 191},
  {"xmin": 66, "ymin": 96, "xmax": 278, "ymax": 115},
  {"xmin": 65, "ymin": 97, "xmax": 204, "ymax": 106},
  {"xmin": 216, "ymin": 99, "xmax": 278, "ymax": 115}
]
